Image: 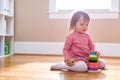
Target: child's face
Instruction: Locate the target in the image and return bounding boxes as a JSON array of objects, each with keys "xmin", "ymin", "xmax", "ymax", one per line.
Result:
[{"xmin": 75, "ymin": 15, "xmax": 89, "ymax": 34}]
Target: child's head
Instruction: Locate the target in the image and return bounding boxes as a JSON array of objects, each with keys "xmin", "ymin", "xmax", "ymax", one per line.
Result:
[{"xmin": 70, "ymin": 11, "xmax": 90, "ymax": 33}]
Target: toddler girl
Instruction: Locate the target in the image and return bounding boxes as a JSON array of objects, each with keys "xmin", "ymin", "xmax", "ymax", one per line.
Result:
[{"xmin": 51, "ymin": 11, "xmax": 106, "ymax": 72}]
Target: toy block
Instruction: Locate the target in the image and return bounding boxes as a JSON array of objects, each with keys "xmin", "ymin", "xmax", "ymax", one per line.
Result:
[{"xmin": 88, "ymin": 47, "xmax": 100, "ymax": 72}]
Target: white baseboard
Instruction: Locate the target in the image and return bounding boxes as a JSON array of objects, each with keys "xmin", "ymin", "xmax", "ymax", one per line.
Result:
[
  {"xmin": 14, "ymin": 42, "xmax": 64, "ymax": 54},
  {"xmin": 15, "ymin": 42, "xmax": 120, "ymax": 57}
]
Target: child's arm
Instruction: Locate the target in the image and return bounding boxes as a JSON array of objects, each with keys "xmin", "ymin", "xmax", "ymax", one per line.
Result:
[
  {"xmin": 63, "ymin": 35, "xmax": 73, "ymax": 60},
  {"xmin": 87, "ymin": 33, "xmax": 101, "ymax": 58},
  {"xmin": 63, "ymin": 34, "xmax": 75, "ymax": 66}
]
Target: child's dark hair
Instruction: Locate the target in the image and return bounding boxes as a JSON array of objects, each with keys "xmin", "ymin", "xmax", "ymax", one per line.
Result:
[{"xmin": 70, "ymin": 11, "xmax": 90, "ymax": 30}]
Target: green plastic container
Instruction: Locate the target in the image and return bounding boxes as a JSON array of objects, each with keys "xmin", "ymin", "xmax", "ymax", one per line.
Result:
[{"xmin": 4, "ymin": 42, "xmax": 10, "ymax": 55}]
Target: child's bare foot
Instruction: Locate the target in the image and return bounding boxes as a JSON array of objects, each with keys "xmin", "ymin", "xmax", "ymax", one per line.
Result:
[{"xmin": 50, "ymin": 65, "xmax": 61, "ymax": 71}]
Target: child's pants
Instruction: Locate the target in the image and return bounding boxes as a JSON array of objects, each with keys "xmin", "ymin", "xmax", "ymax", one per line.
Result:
[{"xmin": 51, "ymin": 58, "xmax": 106, "ymax": 72}]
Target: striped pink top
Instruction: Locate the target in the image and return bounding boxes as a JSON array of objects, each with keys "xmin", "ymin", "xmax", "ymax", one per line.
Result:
[{"xmin": 63, "ymin": 31, "xmax": 94, "ymax": 63}]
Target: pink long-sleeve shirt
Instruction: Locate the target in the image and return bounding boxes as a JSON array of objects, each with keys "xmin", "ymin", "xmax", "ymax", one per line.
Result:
[{"xmin": 63, "ymin": 31, "xmax": 94, "ymax": 64}]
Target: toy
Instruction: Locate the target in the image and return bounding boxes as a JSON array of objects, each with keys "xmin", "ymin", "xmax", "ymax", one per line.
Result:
[
  {"xmin": 88, "ymin": 47, "xmax": 100, "ymax": 72},
  {"xmin": 4, "ymin": 42, "xmax": 10, "ymax": 55}
]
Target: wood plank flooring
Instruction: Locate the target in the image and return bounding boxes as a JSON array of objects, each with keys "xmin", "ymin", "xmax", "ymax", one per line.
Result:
[{"xmin": 0, "ymin": 54, "xmax": 120, "ymax": 80}]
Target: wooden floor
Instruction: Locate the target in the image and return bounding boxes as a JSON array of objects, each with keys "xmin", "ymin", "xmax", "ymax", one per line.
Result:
[{"xmin": 0, "ymin": 54, "xmax": 120, "ymax": 80}]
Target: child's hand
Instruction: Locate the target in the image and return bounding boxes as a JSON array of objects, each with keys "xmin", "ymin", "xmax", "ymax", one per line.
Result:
[
  {"xmin": 65, "ymin": 58, "xmax": 75, "ymax": 66},
  {"xmin": 96, "ymin": 51, "xmax": 100, "ymax": 58}
]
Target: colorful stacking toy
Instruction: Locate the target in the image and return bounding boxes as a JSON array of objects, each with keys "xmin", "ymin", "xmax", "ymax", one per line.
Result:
[{"xmin": 88, "ymin": 47, "xmax": 99, "ymax": 72}]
